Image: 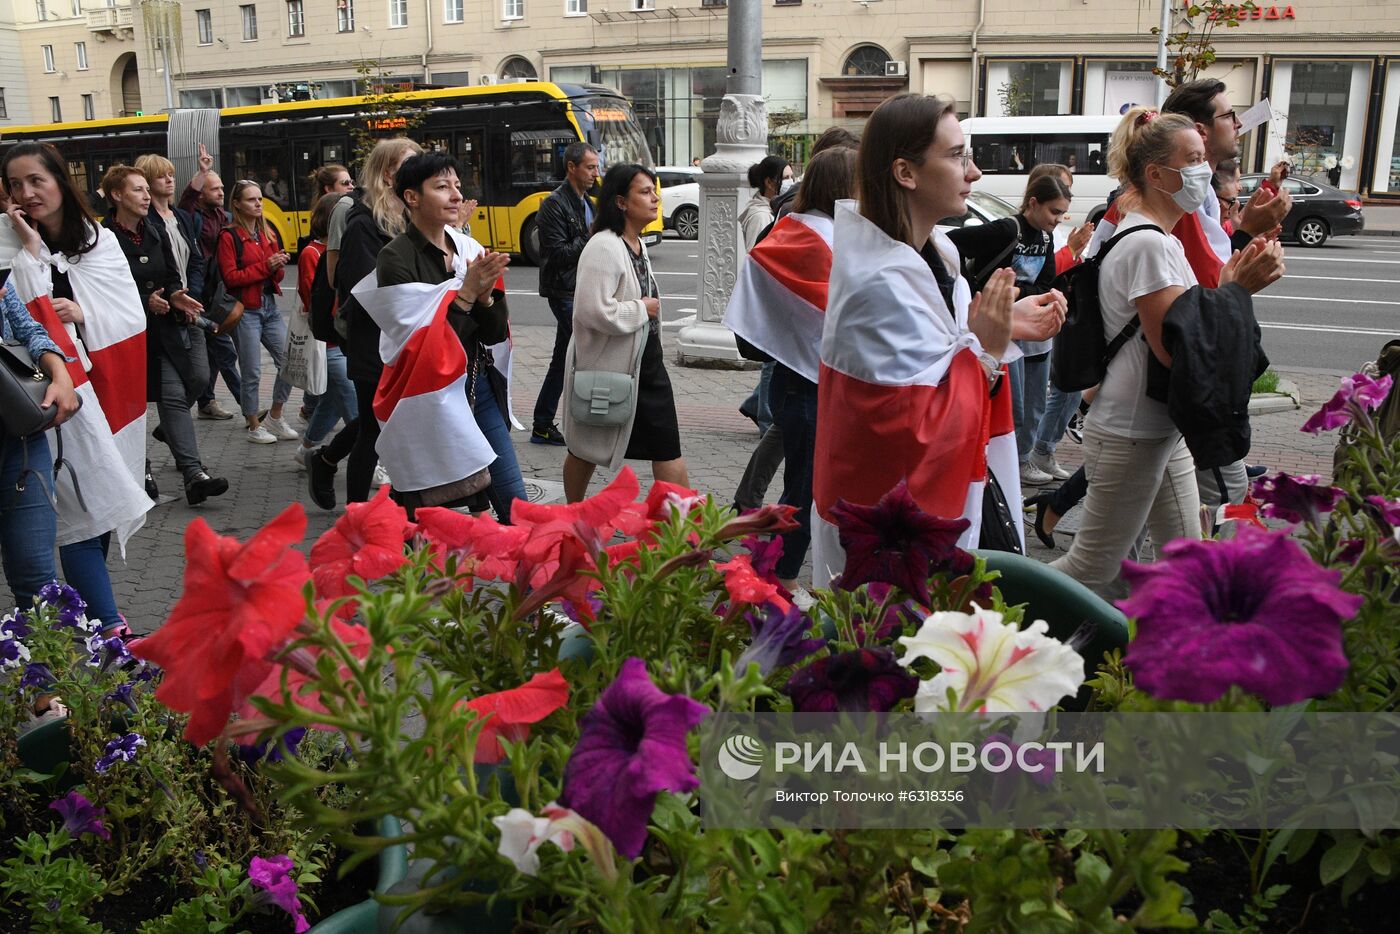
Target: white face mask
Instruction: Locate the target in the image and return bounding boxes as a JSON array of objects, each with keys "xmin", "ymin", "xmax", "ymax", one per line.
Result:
[
  {"xmin": 1157, "ymin": 162, "xmax": 1213, "ymax": 212},
  {"xmin": 779, "ymin": 178, "xmax": 795, "ymax": 195}
]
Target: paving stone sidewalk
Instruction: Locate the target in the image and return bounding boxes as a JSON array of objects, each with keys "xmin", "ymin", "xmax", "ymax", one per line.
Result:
[{"xmin": 8, "ymin": 324, "xmax": 1349, "ymax": 634}]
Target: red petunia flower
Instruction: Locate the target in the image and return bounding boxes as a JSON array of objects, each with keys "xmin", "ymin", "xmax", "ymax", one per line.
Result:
[
  {"xmin": 414, "ymin": 508, "xmax": 529, "ymax": 582},
  {"xmin": 716, "ymin": 554, "xmax": 790, "ymax": 611},
  {"xmin": 130, "ymin": 505, "xmax": 311, "ymax": 746},
  {"xmin": 309, "ymin": 487, "xmax": 414, "ymax": 614},
  {"xmin": 235, "ymin": 619, "xmax": 375, "ymax": 737},
  {"xmin": 461, "ymin": 668, "xmax": 570, "ymax": 764},
  {"xmin": 511, "ymin": 470, "xmax": 643, "ymax": 584}
]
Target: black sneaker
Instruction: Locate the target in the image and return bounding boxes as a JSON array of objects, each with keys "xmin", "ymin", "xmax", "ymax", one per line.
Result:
[
  {"xmin": 530, "ymin": 424, "xmax": 567, "ymax": 446},
  {"xmin": 153, "ymin": 423, "xmax": 167, "ymax": 445},
  {"xmin": 1245, "ymin": 463, "xmax": 1268, "ymax": 480},
  {"xmin": 144, "ymin": 464, "xmax": 159, "ymax": 501},
  {"xmin": 185, "ymin": 471, "xmax": 229, "ymax": 506},
  {"xmin": 1066, "ymin": 411, "xmax": 1085, "ymax": 445},
  {"xmin": 307, "ymin": 447, "xmax": 338, "ymax": 510}
]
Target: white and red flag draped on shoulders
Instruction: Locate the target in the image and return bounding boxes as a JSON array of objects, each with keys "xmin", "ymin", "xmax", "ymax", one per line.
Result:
[
  {"xmin": 811, "ymin": 200, "xmax": 1023, "ymax": 585},
  {"xmin": 8, "ymin": 230, "xmax": 150, "ymax": 552},
  {"xmin": 722, "ymin": 210, "xmax": 833, "ymax": 383},
  {"xmin": 350, "ymin": 225, "xmax": 513, "ymax": 495}
]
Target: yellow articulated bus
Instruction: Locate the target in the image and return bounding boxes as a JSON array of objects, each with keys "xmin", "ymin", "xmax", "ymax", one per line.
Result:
[{"xmin": 0, "ymin": 81, "xmax": 661, "ymax": 261}]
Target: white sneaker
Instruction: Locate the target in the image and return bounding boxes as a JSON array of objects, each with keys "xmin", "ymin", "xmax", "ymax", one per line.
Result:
[
  {"xmin": 1027, "ymin": 450, "xmax": 1072, "ymax": 481},
  {"xmin": 263, "ymin": 415, "xmax": 300, "ymax": 441},
  {"xmin": 293, "ymin": 445, "xmax": 311, "ymax": 470},
  {"xmin": 247, "ymin": 425, "xmax": 277, "ymax": 444},
  {"xmin": 1020, "ymin": 462, "xmax": 1054, "ymax": 487},
  {"xmin": 791, "ymin": 586, "xmax": 817, "ymax": 612},
  {"xmin": 373, "ymin": 464, "xmax": 392, "ymax": 488}
]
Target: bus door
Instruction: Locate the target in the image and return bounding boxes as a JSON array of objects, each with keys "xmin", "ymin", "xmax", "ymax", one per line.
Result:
[
  {"xmin": 454, "ymin": 128, "xmax": 493, "ymax": 246},
  {"xmin": 292, "ymin": 135, "xmax": 351, "ymax": 239}
]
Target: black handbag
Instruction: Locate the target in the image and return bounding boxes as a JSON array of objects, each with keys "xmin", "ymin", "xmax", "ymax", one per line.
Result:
[
  {"xmin": 0, "ymin": 339, "xmax": 58, "ymax": 437},
  {"xmin": 979, "ymin": 472, "xmax": 1024, "ymax": 555}
]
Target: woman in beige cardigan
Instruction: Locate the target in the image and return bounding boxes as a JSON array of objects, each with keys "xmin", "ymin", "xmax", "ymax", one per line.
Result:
[{"xmin": 562, "ymin": 164, "xmax": 688, "ymax": 502}]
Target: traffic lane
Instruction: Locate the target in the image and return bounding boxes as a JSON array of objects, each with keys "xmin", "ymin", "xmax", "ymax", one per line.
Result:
[
  {"xmin": 1254, "ymin": 238, "xmax": 1400, "ymax": 371},
  {"xmin": 501, "ymin": 239, "xmax": 701, "ymax": 328}
]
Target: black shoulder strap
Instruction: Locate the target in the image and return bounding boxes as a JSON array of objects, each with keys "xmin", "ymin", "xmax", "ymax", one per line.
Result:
[
  {"xmin": 1097, "ymin": 225, "xmax": 1166, "ymax": 371},
  {"xmin": 970, "ymin": 216, "xmax": 1020, "ymax": 288},
  {"xmin": 219, "ymin": 226, "xmax": 245, "ymax": 264},
  {"xmin": 1094, "ymin": 223, "xmax": 1166, "ymax": 263}
]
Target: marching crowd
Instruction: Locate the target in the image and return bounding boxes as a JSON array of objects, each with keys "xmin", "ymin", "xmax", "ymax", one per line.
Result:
[{"xmin": 0, "ymin": 76, "xmax": 1291, "ymax": 632}]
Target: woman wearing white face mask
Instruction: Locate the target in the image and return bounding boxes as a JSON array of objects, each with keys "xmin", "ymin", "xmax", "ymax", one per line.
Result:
[
  {"xmin": 1049, "ymin": 107, "xmax": 1283, "ymax": 596},
  {"xmin": 739, "ymin": 156, "xmax": 794, "ymax": 252}
]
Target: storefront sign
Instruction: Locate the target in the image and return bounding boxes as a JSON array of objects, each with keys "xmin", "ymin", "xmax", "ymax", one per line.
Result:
[{"xmin": 1209, "ymin": 4, "xmax": 1297, "ymax": 21}]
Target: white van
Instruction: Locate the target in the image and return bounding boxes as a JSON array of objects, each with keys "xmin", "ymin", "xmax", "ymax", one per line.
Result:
[{"xmin": 960, "ymin": 116, "xmax": 1123, "ymax": 223}]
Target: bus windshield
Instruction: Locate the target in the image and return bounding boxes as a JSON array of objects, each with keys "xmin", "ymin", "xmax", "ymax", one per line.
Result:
[{"xmin": 578, "ymin": 96, "xmax": 653, "ymax": 169}]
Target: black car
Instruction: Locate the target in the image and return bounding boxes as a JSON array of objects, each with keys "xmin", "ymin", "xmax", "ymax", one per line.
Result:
[{"xmin": 1238, "ymin": 174, "xmax": 1365, "ymax": 247}]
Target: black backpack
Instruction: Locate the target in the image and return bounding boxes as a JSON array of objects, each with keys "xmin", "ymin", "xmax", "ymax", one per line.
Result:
[
  {"xmin": 308, "ymin": 247, "xmax": 339, "ymax": 342},
  {"xmin": 1049, "ymin": 224, "xmax": 1164, "ymax": 393},
  {"xmin": 201, "ymin": 227, "xmax": 245, "ymax": 327}
]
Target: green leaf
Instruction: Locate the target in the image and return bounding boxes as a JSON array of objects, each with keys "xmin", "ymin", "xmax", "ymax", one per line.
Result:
[
  {"xmin": 1320, "ymin": 834, "xmax": 1365, "ymax": 885},
  {"xmin": 1367, "ymin": 847, "xmax": 1392, "ymax": 876},
  {"xmin": 748, "ymin": 832, "xmax": 781, "ymax": 874}
]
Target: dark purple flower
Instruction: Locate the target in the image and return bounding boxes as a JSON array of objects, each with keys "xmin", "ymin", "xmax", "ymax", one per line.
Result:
[
  {"xmin": 248, "ymin": 854, "xmax": 310, "ymax": 933},
  {"xmin": 130, "ymin": 662, "xmax": 158, "ymax": 683},
  {"xmin": 1301, "ymin": 372, "xmax": 1393, "ymax": 434},
  {"xmin": 560, "ymin": 657, "xmax": 709, "ymax": 858},
  {"xmin": 560, "ymin": 592, "xmax": 604, "ymax": 625},
  {"xmin": 1119, "ymin": 527, "xmax": 1361, "ymax": 705},
  {"xmin": 982, "ymin": 733, "xmax": 1058, "ymax": 788},
  {"xmin": 20, "ymin": 662, "xmax": 53, "ymax": 689},
  {"xmin": 104, "ymin": 682, "xmax": 136, "ymax": 711},
  {"xmin": 1, "ymin": 636, "xmax": 29, "ymax": 672},
  {"xmin": 85, "ymin": 634, "xmax": 132, "ymax": 672},
  {"xmin": 1, "ymin": 610, "xmax": 30, "ymax": 638},
  {"xmin": 830, "ymin": 480, "xmax": 970, "ymax": 606},
  {"xmin": 853, "ymin": 583, "xmax": 922, "ymax": 646},
  {"xmin": 1337, "ymin": 538, "xmax": 1367, "ymax": 564},
  {"xmin": 94, "ymin": 732, "xmax": 146, "ymax": 774},
  {"xmin": 37, "ymin": 581, "xmax": 83, "ymax": 610},
  {"xmin": 783, "ymin": 647, "xmax": 919, "ymax": 712},
  {"xmin": 735, "ymin": 603, "xmax": 825, "ymax": 675},
  {"xmin": 194, "ymin": 850, "xmax": 208, "ymax": 869},
  {"xmin": 1252, "ymin": 473, "xmax": 1346, "ymax": 526},
  {"xmin": 1366, "ymin": 496, "xmax": 1400, "ymax": 528},
  {"xmin": 740, "ymin": 534, "xmax": 785, "ymax": 581},
  {"xmin": 49, "ymin": 792, "xmax": 111, "ymax": 840},
  {"xmin": 239, "ymin": 727, "xmax": 307, "ymax": 765}
]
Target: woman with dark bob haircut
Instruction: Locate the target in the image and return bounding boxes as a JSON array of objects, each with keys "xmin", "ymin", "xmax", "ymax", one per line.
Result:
[{"xmin": 561, "ymin": 163, "xmax": 688, "ymax": 501}]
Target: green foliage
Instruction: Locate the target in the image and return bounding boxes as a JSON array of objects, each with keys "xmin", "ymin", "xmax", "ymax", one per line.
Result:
[
  {"xmin": 349, "ymin": 60, "xmax": 428, "ymax": 166},
  {"xmin": 0, "ymin": 830, "xmax": 106, "ymax": 934},
  {"xmin": 1151, "ymin": 2, "xmax": 1259, "ymax": 89},
  {"xmin": 1251, "ymin": 369, "xmax": 1280, "ymax": 395}
]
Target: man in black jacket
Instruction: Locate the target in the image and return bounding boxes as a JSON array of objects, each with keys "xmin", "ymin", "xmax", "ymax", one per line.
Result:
[{"xmin": 532, "ymin": 141, "xmax": 599, "ymax": 446}]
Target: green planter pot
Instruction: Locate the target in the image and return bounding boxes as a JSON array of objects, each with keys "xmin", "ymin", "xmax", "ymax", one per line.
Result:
[
  {"xmin": 17, "ymin": 716, "xmax": 75, "ymax": 783},
  {"xmin": 305, "ymin": 816, "xmax": 410, "ymax": 934}
]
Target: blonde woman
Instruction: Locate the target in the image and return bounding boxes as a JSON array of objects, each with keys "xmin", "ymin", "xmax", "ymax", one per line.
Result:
[{"xmin": 306, "ymin": 137, "xmax": 422, "ymax": 508}]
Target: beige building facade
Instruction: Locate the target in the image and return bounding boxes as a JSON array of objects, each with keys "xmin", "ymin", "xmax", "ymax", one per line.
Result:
[
  {"xmin": 5, "ymin": 1, "xmax": 1400, "ymax": 196},
  {"xmin": 0, "ymin": 0, "xmax": 143, "ymax": 125}
]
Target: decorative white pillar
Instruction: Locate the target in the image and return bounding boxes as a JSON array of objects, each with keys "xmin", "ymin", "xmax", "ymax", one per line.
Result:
[{"xmin": 676, "ymin": 0, "xmax": 767, "ymax": 366}]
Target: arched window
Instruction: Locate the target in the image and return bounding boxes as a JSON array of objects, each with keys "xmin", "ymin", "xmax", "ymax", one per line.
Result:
[
  {"xmin": 842, "ymin": 45, "xmax": 890, "ymax": 78},
  {"xmin": 500, "ymin": 57, "xmax": 538, "ymax": 80}
]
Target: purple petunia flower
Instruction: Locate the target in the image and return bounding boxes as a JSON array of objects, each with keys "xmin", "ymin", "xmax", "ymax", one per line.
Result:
[
  {"xmin": 1, "ymin": 636, "xmax": 30, "ymax": 671},
  {"xmin": 37, "ymin": 581, "xmax": 83, "ymax": 610},
  {"xmin": 94, "ymin": 732, "xmax": 146, "ymax": 774},
  {"xmin": 982, "ymin": 733, "xmax": 1058, "ymax": 788},
  {"xmin": 1119, "ymin": 527, "xmax": 1362, "ymax": 705},
  {"xmin": 853, "ymin": 583, "xmax": 923, "ymax": 646},
  {"xmin": 560, "ymin": 657, "xmax": 709, "ymax": 859},
  {"xmin": 1, "ymin": 610, "xmax": 30, "ymax": 638},
  {"xmin": 20, "ymin": 662, "xmax": 53, "ymax": 689},
  {"xmin": 84, "ymin": 634, "xmax": 131, "ymax": 672},
  {"xmin": 194, "ymin": 850, "xmax": 208, "ymax": 869},
  {"xmin": 740, "ymin": 534, "xmax": 785, "ymax": 581},
  {"xmin": 49, "ymin": 792, "xmax": 111, "ymax": 840},
  {"xmin": 104, "ymin": 682, "xmax": 137, "ymax": 712},
  {"xmin": 1365, "ymin": 496, "xmax": 1400, "ymax": 528},
  {"xmin": 735, "ymin": 603, "xmax": 825, "ymax": 676},
  {"xmin": 239, "ymin": 727, "xmax": 307, "ymax": 765},
  {"xmin": 1252, "ymin": 473, "xmax": 1346, "ymax": 526},
  {"xmin": 248, "ymin": 854, "xmax": 310, "ymax": 933},
  {"xmin": 783, "ymin": 647, "xmax": 919, "ymax": 712},
  {"xmin": 829, "ymin": 480, "xmax": 970, "ymax": 606},
  {"xmin": 1301, "ymin": 373, "xmax": 1393, "ymax": 434}
]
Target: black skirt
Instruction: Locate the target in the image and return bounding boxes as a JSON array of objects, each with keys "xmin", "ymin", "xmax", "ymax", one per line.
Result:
[{"xmin": 623, "ymin": 321, "xmax": 681, "ymax": 462}]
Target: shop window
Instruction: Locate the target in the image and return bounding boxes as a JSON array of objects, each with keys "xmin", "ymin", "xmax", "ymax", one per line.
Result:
[
  {"xmin": 1284, "ymin": 62, "xmax": 1355, "ymax": 179},
  {"xmin": 842, "ymin": 44, "xmax": 890, "ymax": 77},
  {"xmin": 179, "ymin": 87, "xmax": 224, "ymax": 108},
  {"xmin": 225, "ymin": 85, "xmax": 265, "ymax": 107},
  {"xmin": 992, "ymin": 61, "xmax": 1068, "ymax": 117},
  {"xmin": 432, "ymin": 71, "xmax": 470, "ymax": 87},
  {"xmin": 551, "ymin": 65, "xmax": 596, "ymax": 85}
]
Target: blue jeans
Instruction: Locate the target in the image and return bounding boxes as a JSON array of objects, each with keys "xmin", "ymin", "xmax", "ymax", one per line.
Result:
[
  {"xmin": 199, "ymin": 330, "xmax": 242, "ymax": 407},
  {"xmin": 474, "ymin": 371, "xmax": 526, "ymax": 524},
  {"xmin": 1034, "ymin": 383, "xmax": 1082, "ymax": 457},
  {"xmin": 1008, "ymin": 353, "xmax": 1049, "ymax": 462},
  {"xmin": 742, "ymin": 361, "xmax": 775, "ymax": 434},
  {"xmin": 59, "ymin": 532, "xmax": 120, "ymax": 628},
  {"xmin": 233, "ymin": 295, "xmax": 292, "ymax": 418},
  {"xmin": 770, "ymin": 366, "xmax": 818, "ymax": 582},
  {"xmin": 532, "ymin": 297, "xmax": 573, "ymax": 428},
  {"xmin": 0, "ymin": 432, "xmax": 58, "ymax": 612},
  {"xmin": 303, "ymin": 346, "xmax": 357, "ymax": 447}
]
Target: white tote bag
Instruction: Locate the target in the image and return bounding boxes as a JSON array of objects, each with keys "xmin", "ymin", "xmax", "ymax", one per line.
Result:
[{"xmin": 282, "ymin": 310, "xmax": 327, "ymax": 394}]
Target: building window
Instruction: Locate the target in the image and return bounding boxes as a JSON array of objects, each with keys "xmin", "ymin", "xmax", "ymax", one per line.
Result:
[
  {"xmin": 287, "ymin": 0, "xmax": 304, "ymax": 35},
  {"xmin": 75, "ymin": 42, "xmax": 88, "ymax": 70},
  {"xmin": 701, "ymin": 0, "xmax": 725, "ymax": 6},
  {"xmin": 564, "ymin": 0, "xmax": 585, "ymax": 12},
  {"xmin": 0, "ymin": 88, "xmax": 8, "ymax": 120},
  {"xmin": 503, "ymin": 0, "xmax": 522, "ymax": 19},
  {"xmin": 337, "ymin": 0, "xmax": 354, "ymax": 31},
  {"xmin": 81, "ymin": 93, "xmax": 94, "ymax": 120},
  {"xmin": 444, "ymin": 0, "xmax": 462, "ymax": 21},
  {"xmin": 842, "ymin": 44, "xmax": 890, "ymax": 77},
  {"xmin": 70, "ymin": 0, "xmax": 81, "ymax": 15},
  {"xmin": 41, "ymin": 45, "xmax": 55, "ymax": 73},
  {"xmin": 179, "ymin": 87, "xmax": 224, "ymax": 108},
  {"xmin": 500, "ymin": 56, "xmax": 537, "ymax": 80},
  {"xmin": 240, "ymin": 4, "xmax": 258, "ymax": 40},
  {"xmin": 35, "ymin": 0, "xmax": 47, "ymax": 20},
  {"xmin": 773, "ymin": 0, "xmax": 799, "ymax": 5},
  {"xmin": 631, "ymin": 0, "xmax": 653, "ymax": 9},
  {"xmin": 989, "ymin": 60, "xmax": 1071, "ymax": 116},
  {"xmin": 49, "ymin": 97, "xmax": 61, "ymax": 122},
  {"xmin": 390, "ymin": 0, "xmax": 407, "ymax": 26},
  {"xmin": 225, "ymin": 85, "xmax": 265, "ymax": 107},
  {"xmin": 196, "ymin": 8, "xmax": 213, "ymax": 43}
]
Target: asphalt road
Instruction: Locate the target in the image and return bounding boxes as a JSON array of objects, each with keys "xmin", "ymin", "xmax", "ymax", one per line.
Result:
[
  {"xmin": 493, "ymin": 230, "xmax": 1399, "ymax": 374},
  {"xmin": 1254, "ymin": 235, "xmax": 1400, "ymax": 372}
]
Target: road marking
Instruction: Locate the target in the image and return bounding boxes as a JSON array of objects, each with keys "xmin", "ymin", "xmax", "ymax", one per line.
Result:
[
  {"xmin": 1283, "ymin": 256, "xmax": 1400, "ymax": 265},
  {"xmin": 507, "ymin": 290, "xmax": 693, "ymax": 300},
  {"xmin": 1284, "ymin": 274, "xmax": 1400, "ymax": 284},
  {"xmin": 1259, "ymin": 321, "xmax": 1397, "ymax": 336},
  {"xmin": 1261, "ymin": 294, "xmax": 1400, "ymax": 306}
]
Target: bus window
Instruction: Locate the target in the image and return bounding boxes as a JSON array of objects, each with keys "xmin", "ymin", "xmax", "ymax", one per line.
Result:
[
  {"xmin": 579, "ymin": 95, "xmax": 652, "ymax": 168},
  {"xmin": 509, "ymin": 128, "xmax": 575, "ymax": 189},
  {"xmin": 971, "ymin": 136, "xmax": 1032, "ymax": 175},
  {"xmin": 1031, "ymin": 135, "xmax": 1110, "ymax": 175},
  {"xmin": 229, "ymin": 139, "xmax": 295, "ymax": 209},
  {"xmin": 455, "ymin": 128, "xmax": 485, "ymax": 200}
]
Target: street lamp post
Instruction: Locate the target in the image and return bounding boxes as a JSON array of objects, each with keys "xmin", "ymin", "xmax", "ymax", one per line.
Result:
[
  {"xmin": 676, "ymin": 0, "xmax": 768, "ymax": 364},
  {"xmin": 1155, "ymin": 0, "xmax": 1172, "ymax": 105}
]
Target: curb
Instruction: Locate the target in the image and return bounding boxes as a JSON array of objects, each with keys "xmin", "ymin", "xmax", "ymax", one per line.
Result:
[{"xmin": 1249, "ymin": 377, "xmax": 1301, "ymax": 415}]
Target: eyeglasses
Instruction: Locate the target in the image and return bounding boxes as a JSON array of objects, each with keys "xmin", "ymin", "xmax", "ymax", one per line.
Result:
[
  {"xmin": 1214, "ymin": 110, "xmax": 1240, "ymax": 126},
  {"xmin": 947, "ymin": 148, "xmax": 973, "ymax": 172}
]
